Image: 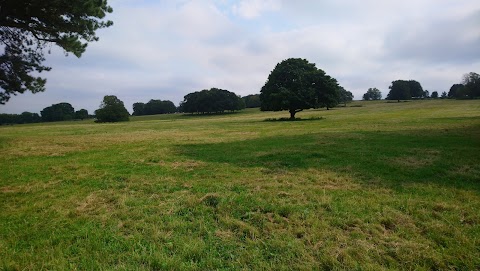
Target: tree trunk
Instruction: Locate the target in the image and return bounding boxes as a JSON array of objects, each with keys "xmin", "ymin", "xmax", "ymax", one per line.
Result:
[{"xmin": 289, "ymin": 110, "xmax": 296, "ymax": 120}]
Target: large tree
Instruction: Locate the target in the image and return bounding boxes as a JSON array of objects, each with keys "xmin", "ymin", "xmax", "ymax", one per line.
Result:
[
  {"xmin": 95, "ymin": 95, "xmax": 129, "ymax": 123},
  {"xmin": 448, "ymin": 84, "xmax": 465, "ymax": 99},
  {"xmin": 180, "ymin": 88, "xmax": 244, "ymax": 114},
  {"xmin": 260, "ymin": 58, "xmax": 339, "ymax": 119},
  {"xmin": 75, "ymin": 109, "xmax": 89, "ymax": 120},
  {"xmin": 132, "ymin": 102, "xmax": 146, "ymax": 116},
  {"xmin": 338, "ymin": 87, "xmax": 353, "ymax": 106},
  {"xmin": 0, "ymin": 0, "xmax": 113, "ymax": 104},
  {"xmin": 144, "ymin": 99, "xmax": 177, "ymax": 115},
  {"xmin": 463, "ymin": 72, "xmax": 480, "ymax": 98},
  {"xmin": 386, "ymin": 80, "xmax": 424, "ymax": 102},
  {"xmin": 41, "ymin": 102, "xmax": 75, "ymax": 122},
  {"xmin": 362, "ymin": 87, "xmax": 382, "ymax": 100}
]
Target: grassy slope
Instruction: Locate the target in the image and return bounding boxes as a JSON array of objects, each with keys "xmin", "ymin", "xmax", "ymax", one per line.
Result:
[{"xmin": 1, "ymin": 100, "xmax": 479, "ymax": 270}]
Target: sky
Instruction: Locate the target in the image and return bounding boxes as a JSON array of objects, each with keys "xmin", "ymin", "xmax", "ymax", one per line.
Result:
[{"xmin": 1, "ymin": 0, "xmax": 479, "ymax": 114}]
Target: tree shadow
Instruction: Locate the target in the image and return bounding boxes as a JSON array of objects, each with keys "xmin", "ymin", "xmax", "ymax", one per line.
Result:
[
  {"xmin": 263, "ymin": 117, "xmax": 324, "ymax": 122},
  {"xmin": 180, "ymin": 111, "xmax": 242, "ymax": 118},
  {"xmin": 175, "ymin": 127, "xmax": 480, "ymax": 191}
]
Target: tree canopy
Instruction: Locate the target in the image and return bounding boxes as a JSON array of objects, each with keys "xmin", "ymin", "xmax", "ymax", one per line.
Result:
[
  {"xmin": 448, "ymin": 84, "xmax": 465, "ymax": 99},
  {"xmin": 133, "ymin": 99, "xmax": 176, "ymax": 116},
  {"xmin": 338, "ymin": 87, "xmax": 353, "ymax": 106},
  {"xmin": 462, "ymin": 72, "xmax": 480, "ymax": 98},
  {"xmin": 41, "ymin": 102, "xmax": 75, "ymax": 122},
  {"xmin": 0, "ymin": 0, "xmax": 113, "ymax": 104},
  {"xmin": 363, "ymin": 88, "xmax": 382, "ymax": 100},
  {"xmin": 95, "ymin": 95, "xmax": 129, "ymax": 122},
  {"xmin": 242, "ymin": 94, "xmax": 261, "ymax": 108},
  {"xmin": 0, "ymin": 111, "xmax": 41, "ymax": 125},
  {"xmin": 260, "ymin": 58, "xmax": 340, "ymax": 119},
  {"xmin": 179, "ymin": 88, "xmax": 245, "ymax": 114},
  {"xmin": 75, "ymin": 109, "xmax": 89, "ymax": 120},
  {"xmin": 386, "ymin": 80, "xmax": 424, "ymax": 101}
]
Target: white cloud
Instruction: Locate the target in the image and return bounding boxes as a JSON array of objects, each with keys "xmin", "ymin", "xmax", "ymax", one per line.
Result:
[
  {"xmin": 232, "ymin": 0, "xmax": 280, "ymax": 19},
  {"xmin": 1, "ymin": 0, "xmax": 479, "ymax": 114}
]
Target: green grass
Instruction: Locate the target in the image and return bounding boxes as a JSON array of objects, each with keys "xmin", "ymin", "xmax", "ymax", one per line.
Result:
[{"xmin": 1, "ymin": 100, "xmax": 479, "ymax": 270}]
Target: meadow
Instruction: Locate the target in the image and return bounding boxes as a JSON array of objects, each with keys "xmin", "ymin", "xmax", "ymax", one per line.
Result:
[{"xmin": 1, "ymin": 100, "xmax": 479, "ymax": 270}]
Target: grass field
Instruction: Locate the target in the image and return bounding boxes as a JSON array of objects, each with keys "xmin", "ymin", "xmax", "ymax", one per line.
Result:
[{"xmin": 1, "ymin": 100, "xmax": 479, "ymax": 270}]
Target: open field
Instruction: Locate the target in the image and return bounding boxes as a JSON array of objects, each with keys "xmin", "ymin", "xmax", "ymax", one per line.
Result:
[{"xmin": 1, "ymin": 100, "xmax": 480, "ymax": 270}]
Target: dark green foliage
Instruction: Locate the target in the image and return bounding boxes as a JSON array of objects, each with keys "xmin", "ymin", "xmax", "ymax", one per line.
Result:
[
  {"xmin": 75, "ymin": 109, "xmax": 89, "ymax": 120},
  {"xmin": 242, "ymin": 94, "xmax": 261, "ymax": 108},
  {"xmin": 338, "ymin": 87, "xmax": 353, "ymax": 106},
  {"xmin": 94, "ymin": 95, "xmax": 129, "ymax": 123},
  {"xmin": 41, "ymin": 102, "xmax": 75, "ymax": 122},
  {"xmin": 363, "ymin": 87, "xmax": 382, "ymax": 100},
  {"xmin": 431, "ymin": 91, "xmax": 439, "ymax": 99},
  {"xmin": 260, "ymin": 58, "xmax": 340, "ymax": 119},
  {"xmin": 132, "ymin": 102, "xmax": 146, "ymax": 116},
  {"xmin": 441, "ymin": 91, "xmax": 447, "ymax": 99},
  {"xmin": 423, "ymin": 90, "xmax": 430, "ymax": 98},
  {"xmin": 386, "ymin": 80, "xmax": 424, "ymax": 101},
  {"xmin": 462, "ymin": 72, "xmax": 480, "ymax": 98},
  {"xmin": 448, "ymin": 84, "xmax": 465, "ymax": 99},
  {"xmin": 0, "ymin": 0, "xmax": 113, "ymax": 103},
  {"xmin": 0, "ymin": 111, "xmax": 40, "ymax": 125},
  {"xmin": 408, "ymin": 80, "xmax": 424, "ymax": 98},
  {"xmin": 144, "ymin": 99, "xmax": 177, "ymax": 115},
  {"xmin": 0, "ymin": 113, "xmax": 17, "ymax": 125},
  {"xmin": 180, "ymin": 88, "xmax": 245, "ymax": 114},
  {"xmin": 20, "ymin": 111, "xmax": 41, "ymax": 123}
]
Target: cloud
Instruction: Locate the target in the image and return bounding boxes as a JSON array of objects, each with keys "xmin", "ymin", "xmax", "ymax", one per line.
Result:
[
  {"xmin": 384, "ymin": 10, "xmax": 480, "ymax": 65},
  {"xmin": 232, "ymin": 0, "xmax": 280, "ymax": 19},
  {"xmin": 1, "ymin": 0, "xmax": 479, "ymax": 114}
]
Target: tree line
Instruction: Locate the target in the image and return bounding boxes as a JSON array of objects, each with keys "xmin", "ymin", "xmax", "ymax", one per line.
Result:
[
  {"xmin": 2, "ymin": 1, "xmax": 478, "ymax": 121},
  {"xmin": 133, "ymin": 100, "xmax": 177, "ymax": 116},
  {"xmin": 2, "ymin": 54, "xmax": 478, "ymax": 124},
  {"xmin": 363, "ymin": 72, "xmax": 480, "ymax": 101},
  {"xmin": 0, "ymin": 103, "xmax": 90, "ymax": 125}
]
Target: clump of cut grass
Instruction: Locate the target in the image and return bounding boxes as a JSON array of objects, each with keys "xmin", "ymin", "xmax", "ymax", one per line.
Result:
[{"xmin": 199, "ymin": 193, "xmax": 220, "ymax": 208}]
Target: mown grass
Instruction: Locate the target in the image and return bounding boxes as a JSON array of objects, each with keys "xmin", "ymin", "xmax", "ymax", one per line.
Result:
[{"xmin": 1, "ymin": 100, "xmax": 479, "ymax": 270}]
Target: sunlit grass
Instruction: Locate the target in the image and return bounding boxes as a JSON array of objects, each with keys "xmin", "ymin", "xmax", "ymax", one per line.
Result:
[{"xmin": 1, "ymin": 100, "xmax": 479, "ymax": 270}]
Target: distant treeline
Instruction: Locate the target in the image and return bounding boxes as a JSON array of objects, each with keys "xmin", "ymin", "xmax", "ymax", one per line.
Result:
[
  {"xmin": 178, "ymin": 88, "xmax": 245, "ymax": 114},
  {"xmin": 132, "ymin": 100, "xmax": 177, "ymax": 116},
  {"xmin": 364, "ymin": 72, "xmax": 480, "ymax": 101},
  {"xmin": 0, "ymin": 103, "xmax": 91, "ymax": 125},
  {"xmin": 132, "ymin": 94, "xmax": 262, "ymax": 117},
  {"xmin": 242, "ymin": 94, "xmax": 261, "ymax": 108},
  {"xmin": 0, "ymin": 112, "xmax": 42, "ymax": 125}
]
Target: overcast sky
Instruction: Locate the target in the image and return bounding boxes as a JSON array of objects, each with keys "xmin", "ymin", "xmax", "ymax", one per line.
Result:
[{"xmin": 1, "ymin": 0, "xmax": 479, "ymax": 114}]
